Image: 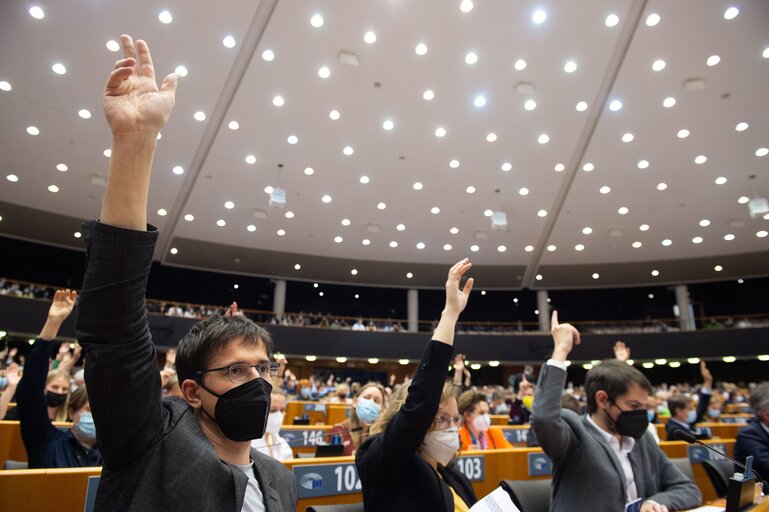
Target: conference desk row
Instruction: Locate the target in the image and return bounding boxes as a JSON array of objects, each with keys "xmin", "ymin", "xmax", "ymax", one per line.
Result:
[{"xmin": 0, "ymin": 435, "xmax": 741, "ymax": 512}]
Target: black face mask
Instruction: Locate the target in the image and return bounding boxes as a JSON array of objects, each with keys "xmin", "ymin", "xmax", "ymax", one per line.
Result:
[
  {"xmin": 606, "ymin": 402, "xmax": 649, "ymax": 440},
  {"xmin": 199, "ymin": 377, "xmax": 272, "ymax": 441},
  {"xmin": 46, "ymin": 391, "xmax": 67, "ymax": 408}
]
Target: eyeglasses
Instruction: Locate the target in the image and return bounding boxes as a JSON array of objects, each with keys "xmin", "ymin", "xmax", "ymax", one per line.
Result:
[
  {"xmin": 197, "ymin": 362, "xmax": 280, "ymax": 384},
  {"xmin": 433, "ymin": 414, "xmax": 463, "ymax": 430}
]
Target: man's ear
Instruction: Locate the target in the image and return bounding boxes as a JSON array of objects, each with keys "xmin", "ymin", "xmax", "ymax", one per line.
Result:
[
  {"xmin": 181, "ymin": 379, "xmax": 202, "ymax": 409},
  {"xmin": 595, "ymin": 390, "xmax": 610, "ymax": 409}
]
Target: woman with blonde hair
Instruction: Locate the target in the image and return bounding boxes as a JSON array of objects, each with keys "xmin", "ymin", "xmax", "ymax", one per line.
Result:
[
  {"xmin": 328, "ymin": 381, "xmax": 386, "ymax": 456},
  {"xmin": 356, "ymin": 259, "xmax": 477, "ymax": 511}
]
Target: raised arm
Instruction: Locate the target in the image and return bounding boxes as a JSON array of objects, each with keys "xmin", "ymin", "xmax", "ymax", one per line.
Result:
[
  {"xmin": 75, "ymin": 35, "xmax": 178, "ymax": 470},
  {"xmin": 530, "ymin": 311, "xmax": 582, "ymax": 462},
  {"xmin": 0, "ymin": 363, "xmax": 22, "ymax": 419},
  {"xmin": 694, "ymin": 361, "xmax": 713, "ymax": 423}
]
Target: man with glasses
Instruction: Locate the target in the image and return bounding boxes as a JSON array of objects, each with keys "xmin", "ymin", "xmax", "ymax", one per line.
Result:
[{"xmin": 75, "ymin": 35, "xmax": 296, "ymax": 511}]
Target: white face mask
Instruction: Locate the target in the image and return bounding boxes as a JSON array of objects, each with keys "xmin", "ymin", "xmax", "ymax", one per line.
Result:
[
  {"xmin": 421, "ymin": 428, "xmax": 459, "ymax": 467},
  {"xmin": 265, "ymin": 411, "xmax": 284, "ymax": 436},
  {"xmin": 472, "ymin": 413, "xmax": 491, "ymax": 433}
]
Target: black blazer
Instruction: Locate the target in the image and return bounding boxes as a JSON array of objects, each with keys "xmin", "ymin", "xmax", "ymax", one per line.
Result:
[
  {"xmin": 356, "ymin": 340, "xmax": 458, "ymax": 512},
  {"xmin": 439, "ymin": 462, "xmax": 478, "ymax": 507},
  {"xmin": 665, "ymin": 390, "xmax": 711, "ymax": 440},
  {"xmin": 734, "ymin": 419, "xmax": 769, "ymax": 481},
  {"xmin": 76, "ymin": 221, "xmax": 296, "ymax": 512}
]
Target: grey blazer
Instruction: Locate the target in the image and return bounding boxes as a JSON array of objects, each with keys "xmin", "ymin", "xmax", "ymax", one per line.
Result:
[
  {"xmin": 530, "ymin": 363, "xmax": 701, "ymax": 512},
  {"xmin": 76, "ymin": 221, "xmax": 297, "ymax": 511}
]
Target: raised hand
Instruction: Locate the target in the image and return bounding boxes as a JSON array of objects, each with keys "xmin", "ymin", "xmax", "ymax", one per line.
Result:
[
  {"xmin": 551, "ymin": 311, "xmax": 581, "ymax": 362},
  {"xmin": 165, "ymin": 348, "xmax": 177, "ymax": 369},
  {"xmin": 454, "ymin": 354, "xmax": 465, "ymax": 369},
  {"xmin": 5, "ymin": 363, "xmax": 22, "ymax": 388},
  {"xmin": 613, "ymin": 341, "xmax": 631, "ymax": 362},
  {"xmin": 48, "ymin": 289, "xmax": 78, "ymax": 324},
  {"xmin": 700, "ymin": 361, "xmax": 713, "ymax": 386},
  {"xmin": 104, "ymin": 35, "xmax": 178, "ymax": 136},
  {"xmin": 444, "ymin": 259, "xmax": 474, "ymax": 317}
]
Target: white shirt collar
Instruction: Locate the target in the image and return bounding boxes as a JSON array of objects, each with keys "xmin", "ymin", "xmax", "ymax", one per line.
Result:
[{"xmin": 761, "ymin": 422, "xmax": 769, "ymax": 437}]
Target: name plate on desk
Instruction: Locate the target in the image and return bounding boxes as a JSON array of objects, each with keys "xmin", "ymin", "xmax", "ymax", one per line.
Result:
[
  {"xmin": 281, "ymin": 428, "xmax": 327, "ymax": 446},
  {"xmin": 527, "ymin": 452, "xmax": 553, "ymax": 476},
  {"xmin": 303, "ymin": 403, "xmax": 327, "ymax": 413},
  {"xmin": 688, "ymin": 444, "xmax": 727, "ymax": 464},
  {"xmin": 293, "ymin": 462, "xmax": 361, "ymax": 499},
  {"xmin": 502, "ymin": 428, "xmax": 530, "ymax": 444},
  {"xmin": 455, "ymin": 455, "xmax": 485, "ymax": 481},
  {"xmin": 83, "ymin": 476, "xmax": 100, "ymax": 512}
]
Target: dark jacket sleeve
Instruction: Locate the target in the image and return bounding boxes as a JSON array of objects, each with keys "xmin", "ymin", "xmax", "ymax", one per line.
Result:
[
  {"xmin": 735, "ymin": 421, "xmax": 769, "ymax": 481},
  {"xmin": 530, "ymin": 363, "xmax": 575, "ymax": 463},
  {"xmin": 74, "ymin": 220, "xmax": 164, "ymax": 471},
  {"xmin": 377, "ymin": 340, "xmax": 454, "ymax": 469},
  {"xmin": 15, "ymin": 339, "xmax": 56, "ymax": 461},
  {"xmin": 693, "ymin": 389, "xmax": 712, "ymax": 425}
]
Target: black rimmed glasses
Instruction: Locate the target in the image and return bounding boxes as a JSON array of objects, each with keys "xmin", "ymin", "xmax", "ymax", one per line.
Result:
[{"xmin": 197, "ymin": 362, "xmax": 280, "ymax": 384}]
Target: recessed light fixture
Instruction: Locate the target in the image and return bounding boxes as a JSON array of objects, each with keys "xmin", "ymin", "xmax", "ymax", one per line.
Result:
[
  {"xmin": 576, "ymin": 101, "xmax": 588, "ymax": 112},
  {"xmin": 416, "ymin": 242, "xmax": 425, "ymax": 249},
  {"xmin": 518, "ymin": 187, "xmax": 529, "ymax": 196},
  {"xmin": 287, "ymin": 135, "xmax": 299, "ymax": 144},
  {"xmin": 692, "ymin": 236, "xmax": 703, "ymax": 244},
  {"xmin": 460, "ymin": 0, "xmax": 474, "ymax": 12},
  {"xmin": 514, "ymin": 59, "xmax": 527, "ymax": 70},
  {"xmin": 284, "ymin": 211, "xmax": 294, "ymax": 219},
  {"xmin": 465, "ymin": 52, "xmax": 478, "ymax": 65},
  {"xmin": 547, "ymin": 244, "xmax": 556, "ymax": 252},
  {"xmin": 216, "ymin": 219, "xmax": 226, "ymax": 227},
  {"xmin": 677, "ymin": 129, "xmax": 690, "ymax": 138},
  {"xmin": 224, "ymin": 201, "xmax": 235, "ymax": 209},
  {"xmin": 423, "ymin": 89, "xmax": 435, "ymax": 100},
  {"xmin": 222, "ymin": 36, "xmax": 236, "ymax": 48},
  {"xmin": 622, "ymin": 133, "xmax": 634, "ymax": 143},
  {"xmin": 484, "ymin": 209, "xmax": 494, "ymax": 217},
  {"xmin": 377, "ymin": 202, "xmax": 386, "ymax": 210},
  {"xmin": 363, "ymin": 31, "xmax": 376, "ymax": 44},
  {"xmin": 661, "ymin": 239, "xmax": 672, "ymax": 246},
  {"xmin": 651, "ymin": 59, "xmax": 666, "ymax": 71},
  {"xmin": 413, "ymin": 182, "xmax": 423, "ymax": 190},
  {"xmin": 272, "ymin": 95, "xmax": 285, "ymax": 107},
  {"xmin": 158, "ymin": 10, "xmax": 173, "ymax": 23},
  {"xmin": 757, "ymin": 230, "xmax": 769, "ymax": 238},
  {"xmin": 663, "ymin": 97, "xmax": 676, "ymax": 108},
  {"xmin": 157, "ymin": 208, "xmax": 167, "ymax": 216},
  {"xmin": 382, "ymin": 119, "xmax": 394, "ymax": 131},
  {"xmin": 637, "ymin": 160, "xmax": 649, "ymax": 169},
  {"xmin": 430, "ymin": 207, "xmax": 440, "ymax": 214},
  {"xmin": 599, "ymin": 186, "xmax": 611, "ymax": 194},
  {"xmin": 415, "ymin": 43, "xmax": 428, "ymax": 56},
  {"xmin": 359, "ymin": 175, "xmax": 370, "ymax": 184},
  {"xmin": 334, "ymin": 236, "xmax": 343, "ymax": 243},
  {"xmin": 497, "ymin": 245, "xmax": 507, "ymax": 252},
  {"xmin": 564, "ymin": 60, "xmax": 577, "ymax": 73},
  {"xmin": 618, "ymin": 207, "xmax": 629, "ymax": 215},
  {"xmin": 310, "ymin": 14, "xmax": 324, "ymax": 27},
  {"xmin": 632, "ymin": 241, "xmax": 642, "ymax": 248},
  {"xmin": 173, "ymin": 166, "xmax": 184, "ymax": 175},
  {"xmin": 486, "ymin": 132, "xmax": 498, "ymax": 142},
  {"xmin": 245, "ymin": 155, "xmax": 256, "ymax": 164},
  {"xmin": 535, "ymin": 274, "xmax": 543, "ymax": 280},
  {"xmin": 525, "ymin": 245, "xmax": 534, "ymax": 252},
  {"xmin": 502, "ymin": 162, "xmax": 513, "ymax": 172},
  {"xmin": 103, "ymin": 149, "xmax": 112, "ymax": 158},
  {"xmin": 29, "ymin": 6, "xmax": 45, "ymax": 18},
  {"xmin": 735, "ymin": 122, "xmax": 749, "ymax": 132},
  {"xmin": 609, "ymin": 99, "xmax": 623, "ymax": 111},
  {"xmin": 537, "ymin": 209, "xmax": 547, "ymax": 217},
  {"xmin": 340, "ymin": 218, "xmax": 351, "ymax": 227},
  {"xmin": 184, "ymin": 214, "xmax": 194, "ymax": 221},
  {"xmin": 582, "ymin": 227, "xmax": 593, "ymax": 235},
  {"xmin": 435, "ymin": 127, "xmax": 446, "ymax": 138},
  {"xmin": 170, "ymin": 247, "xmax": 178, "ymax": 255},
  {"xmin": 396, "ymin": 223, "xmax": 406, "ymax": 231},
  {"xmin": 554, "ymin": 163, "xmax": 565, "ymax": 172},
  {"xmin": 706, "ymin": 55, "xmax": 720, "ymax": 66},
  {"xmin": 362, "ymin": 239, "xmax": 371, "ymax": 246},
  {"xmin": 639, "ymin": 224, "xmax": 650, "ymax": 231},
  {"xmin": 449, "ymin": 159, "xmax": 460, "ymax": 168},
  {"xmin": 575, "ymin": 244, "xmax": 585, "ymax": 251},
  {"xmin": 261, "ymin": 50, "xmax": 275, "ymax": 62},
  {"xmin": 470, "ymin": 245, "xmax": 479, "ymax": 252},
  {"xmin": 699, "ymin": 219, "xmax": 711, "ymax": 227},
  {"xmin": 194, "ymin": 111, "xmax": 206, "ymax": 121},
  {"xmin": 646, "ymin": 13, "xmax": 660, "ymax": 26},
  {"xmin": 605, "ymin": 14, "xmax": 619, "ymax": 27},
  {"xmin": 583, "ymin": 163, "xmax": 595, "ymax": 172},
  {"xmin": 276, "ymin": 229, "xmax": 286, "ymax": 236},
  {"xmin": 651, "ymin": 270, "xmax": 659, "ymax": 277},
  {"xmin": 715, "ymin": 177, "xmax": 727, "ymax": 185},
  {"xmin": 656, "ymin": 182, "xmax": 667, "ymax": 191},
  {"xmin": 175, "ymin": 65, "xmax": 188, "ymax": 77},
  {"xmin": 443, "ymin": 244, "xmax": 453, "ymax": 251},
  {"xmin": 466, "ymin": 186, "xmax": 476, "ymax": 194},
  {"xmin": 723, "ymin": 6, "xmax": 739, "ymax": 20},
  {"xmin": 756, "ymin": 147, "xmax": 769, "ymax": 157},
  {"xmin": 694, "ymin": 155, "xmax": 707, "ymax": 164},
  {"xmin": 714, "ymin": 265, "xmax": 724, "ymax": 272},
  {"xmin": 26, "ymin": 126, "xmax": 40, "ymax": 136},
  {"xmin": 228, "ymin": 121, "xmax": 239, "ymax": 130},
  {"xmin": 0, "ymin": 81, "xmax": 11, "ymax": 92},
  {"xmin": 389, "ymin": 241, "xmax": 398, "ymax": 248},
  {"xmin": 532, "ymin": 9, "xmax": 547, "ymax": 24},
  {"xmin": 737, "ymin": 196, "xmax": 750, "ymax": 204},
  {"xmin": 318, "ymin": 66, "xmax": 331, "ymax": 78},
  {"xmin": 592, "ymin": 273, "xmax": 600, "ymax": 280},
  {"xmin": 538, "ymin": 134, "xmax": 549, "ymax": 144},
  {"xmin": 321, "ymin": 195, "xmax": 332, "ymax": 203},
  {"xmin": 47, "ymin": 185, "xmax": 59, "ymax": 193},
  {"xmin": 328, "ymin": 110, "xmax": 341, "ymax": 120}
]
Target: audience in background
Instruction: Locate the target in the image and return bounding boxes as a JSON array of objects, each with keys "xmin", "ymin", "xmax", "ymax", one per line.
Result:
[
  {"xmin": 457, "ymin": 390, "xmax": 512, "ymax": 451},
  {"xmin": 665, "ymin": 362, "xmax": 713, "ymax": 441},
  {"xmin": 252, "ymin": 391, "xmax": 293, "ymax": 461}
]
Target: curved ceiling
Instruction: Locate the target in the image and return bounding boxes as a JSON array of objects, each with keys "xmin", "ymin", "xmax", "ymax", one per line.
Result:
[{"xmin": 0, "ymin": 0, "xmax": 768, "ymax": 289}]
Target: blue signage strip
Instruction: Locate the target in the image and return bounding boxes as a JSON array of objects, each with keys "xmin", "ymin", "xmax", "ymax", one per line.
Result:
[
  {"xmin": 303, "ymin": 403, "xmax": 327, "ymax": 413},
  {"xmin": 280, "ymin": 429, "xmax": 328, "ymax": 447},
  {"xmin": 527, "ymin": 452, "xmax": 553, "ymax": 476},
  {"xmin": 688, "ymin": 444, "xmax": 727, "ymax": 465},
  {"xmin": 455, "ymin": 455, "xmax": 485, "ymax": 482},
  {"xmin": 502, "ymin": 428, "xmax": 530, "ymax": 444},
  {"xmin": 293, "ymin": 462, "xmax": 362, "ymax": 499},
  {"xmin": 83, "ymin": 476, "xmax": 100, "ymax": 512}
]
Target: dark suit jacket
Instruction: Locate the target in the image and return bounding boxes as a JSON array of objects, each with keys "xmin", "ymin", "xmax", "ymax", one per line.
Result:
[
  {"xmin": 76, "ymin": 221, "xmax": 296, "ymax": 512},
  {"xmin": 734, "ymin": 419, "xmax": 769, "ymax": 481},
  {"xmin": 665, "ymin": 390, "xmax": 712, "ymax": 441},
  {"xmin": 439, "ymin": 462, "xmax": 478, "ymax": 507},
  {"xmin": 531, "ymin": 363, "xmax": 701, "ymax": 512},
  {"xmin": 356, "ymin": 340, "xmax": 459, "ymax": 512}
]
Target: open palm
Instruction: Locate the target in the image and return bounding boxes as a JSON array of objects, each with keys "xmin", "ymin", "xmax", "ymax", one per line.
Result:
[{"xmin": 48, "ymin": 289, "xmax": 77, "ymax": 323}]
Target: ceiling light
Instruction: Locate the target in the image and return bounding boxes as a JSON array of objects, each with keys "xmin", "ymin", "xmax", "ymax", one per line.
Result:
[
  {"xmin": 757, "ymin": 230, "xmax": 768, "ymax": 238},
  {"xmin": 377, "ymin": 202, "xmax": 386, "ymax": 210},
  {"xmin": 334, "ymin": 236, "xmax": 343, "ymax": 243},
  {"xmin": 466, "ymin": 186, "xmax": 476, "ymax": 194},
  {"xmin": 393, "ymin": 223, "xmax": 405, "ymax": 232},
  {"xmin": 26, "ymin": 126, "xmax": 40, "ymax": 136},
  {"xmin": 329, "ymin": 110, "xmax": 340, "ymax": 120},
  {"xmin": 318, "ymin": 66, "xmax": 331, "ymax": 78},
  {"xmin": 359, "ymin": 175, "xmax": 370, "ymax": 184},
  {"xmin": 415, "ymin": 43, "xmax": 428, "ymax": 56},
  {"xmin": 694, "ymin": 155, "xmax": 707, "ymax": 164},
  {"xmin": 662, "ymin": 97, "xmax": 676, "ymax": 108},
  {"xmin": 261, "ymin": 49, "xmax": 275, "ymax": 62},
  {"xmin": 656, "ymin": 182, "xmax": 668, "ymax": 191},
  {"xmin": 547, "ymin": 244, "xmax": 556, "ymax": 252},
  {"xmin": 737, "ymin": 196, "xmax": 749, "ymax": 204},
  {"xmin": 51, "ymin": 62, "xmax": 67, "ymax": 75},
  {"xmin": 497, "ymin": 245, "xmax": 507, "ymax": 252},
  {"xmin": 724, "ymin": 233, "xmax": 735, "ymax": 241},
  {"xmin": 652, "ymin": 59, "xmax": 666, "ymax": 71},
  {"xmin": 389, "ymin": 241, "xmax": 398, "ymax": 248},
  {"xmin": 103, "ymin": 149, "xmax": 111, "ymax": 158},
  {"xmin": 535, "ymin": 274, "xmax": 543, "ymax": 280},
  {"xmin": 449, "ymin": 159, "xmax": 460, "ymax": 168},
  {"xmin": 723, "ymin": 6, "xmax": 739, "ymax": 19},
  {"xmin": 416, "ymin": 242, "xmax": 425, "ymax": 249},
  {"xmin": 245, "ymin": 155, "xmax": 256, "ymax": 165},
  {"xmin": 756, "ymin": 148, "xmax": 769, "ymax": 157},
  {"xmin": 622, "ymin": 133, "xmax": 634, "ymax": 142},
  {"xmin": 169, "ymin": 247, "xmax": 178, "ymax": 255},
  {"xmin": 472, "ymin": 95, "xmax": 488, "ymax": 108},
  {"xmin": 518, "ymin": 187, "xmax": 529, "ymax": 196},
  {"xmin": 538, "ymin": 134, "xmax": 549, "ymax": 144},
  {"xmin": 706, "ymin": 55, "xmax": 720, "ymax": 66},
  {"xmin": 677, "ymin": 129, "xmax": 690, "ymax": 138},
  {"xmin": 563, "ymin": 60, "xmax": 577, "ymax": 73},
  {"xmin": 599, "ymin": 186, "xmax": 611, "ymax": 194},
  {"xmin": 227, "ymin": 120, "xmax": 240, "ymax": 131},
  {"xmin": 363, "ymin": 31, "xmax": 376, "ymax": 44},
  {"xmin": 637, "ymin": 160, "xmax": 649, "ymax": 169},
  {"xmin": 576, "ymin": 101, "xmax": 588, "ymax": 111},
  {"xmin": 735, "ymin": 122, "xmax": 748, "ymax": 132},
  {"xmin": 483, "ymin": 209, "xmax": 494, "ymax": 217},
  {"xmin": 582, "ymin": 162, "xmax": 595, "ymax": 172},
  {"xmin": 443, "ymin": 244, "xmax": 453, "ymax": 251},
  {"xmin": 609, "ymin": 99, "xmax": 622, "ymax": 111},
  {"xmin": 321, "ymin": 195, "xmax": 332, "ymax": 203},
  {"xmin": 514, "ymin": 59, "xmax": 527, "ymax": 70},
  {"xmin": 431, "ymin": 207, "xmax": 440, "ymax": 214},
  {"xmin": 582, "ymin": 227, "xmax": 593, "ymax": 235},
  {"xmin": 216, "ymin": 219, "xmax": 226, "ymax": 227},
  {"xmin": 532, "ymin": 9, "xmax": 547, "ymax": 24},
  {"xmin": 460, "ymin": 0, "xmax": 474, "ymax": 12},
  {"xmin": 224, "ymin": 201, "xmax": 235, "ymax": 209},
  {"xmin": 639, "ymin": 224, "xmax": 649, "ymax": 231},
  {"xmin": 222, "ymin": 35, "xmax": 236, "ymax": 48},
  {"xmin": 158, "ymin": 10, "xmax": 173, "ymax": 23},
  {"xmin": 537, "ymin": 209, "xmax": 547, "ymax": 217},
  {"xmin": 382, "ymin": 119, "xmax": 394, "ymax": 131},
  {"xmin": 646, "ymin": 13, "xmax": 660, "ymax": 26},
  {"xmin": 47, "ymin": 185, "xmax": 59, "ymax": 193},
  {"xmin": 525, "ymin": 245, "xmax": 534, "ymax": 252},
  {"xmin": 651, "ymin": 270, "xmax": 659, "ymax": 277},
  {"xmin": 78, "ymin": 108, "xmax": 93, "ymax": 119},
  {"xmin": 339, "ymin": 218, "xmax": 350, "ymax": 227},
  {"xmin": 0, "ymin": 81, "xmax": 11, "ymax": 92},
  {"xmin": 699, "ymin": 219, "xmax": 711, "ymax": 227},
  {"xmin": 310, "ymin": 14, "xmax": 324, "ymax": 27},
  {"xmin": 618, "ymin": 207, "xmax": 629, "ymax": 215},
  {"xmin": 465, "ymin": 52, "xmax": 478, "ymax": 65},
  {"xmin": 435, "ymin": 127, "xmax": 446, "ymax": 138},
  {"xmin": 575, "ymin": 244, "xmax": 585, "ymax": 251},
  {"xmin": 286, "ymin": 135, "xmax": 298, "ymax": 145},
  {"xmin": 174, "ymin": 65, "xmax": 188, "ymax": 77},
  {"xmin": 423, "ymin": 89, "xmax": 435, "ymax": 100},
  {"xmin": 284, "ymin": 211, "xmax": 294, "ymax": 219},
  {"xmin": 632, "ymin": 241, "xmax": 642, "ymax": 248},
  {"xmin": 398, "ymin": 359, "xmax": 410, "ymax": 366},
  {"xmin": 605, "ymin": 14, "xmax": 619, "ymax": 27},
  {"xmin": 692, "ymin": 235, "xmax": 704, "ymax": 244},
  {"xmin": 764, "ymin": 47, "xmax": 769, "ymax": 59},
  {"xmin": 194, "ymin": 111, "xmax": 206, "ymax": 121},
  {"xmin": 362, "ymin": 239, "xmax": 371, "ymax": 245},
  {"xmin": 592, "ymin": 273, "xmax": 600, "ymax": 280},
  {"xmin": 413, "ymin": 182, "xmax": 423, "ymax": 190},
  {"xmin": 501, "ymin": 162, "xmax": 513, "ymax": 172},
  {"xmin": 715, "ymin": 177, "xmax": 727, "ymax": 185},
  {"xmin": 276, "ymin": 229, "xmax": 286, "ymax": 236},
  {"xmin": 155, "ymin": 208, "xmax": 166, "ymax": 216},
  {"xmin": 184, "ymin": 214, "xmax": 194, "ymax": 222},
  {"xmin": 661, "ymin": 239, "xmax": 672, "ymax": 246},
  {"xmin": 470, "ymin": 245, "xmax": 479, "ymax": 252},
  {"xmin": 29, "ymin": 6, "xmax": 45, "ymax": 18},
  {"xmin": 306, "ymin": 355, "xmax": 317, "ymax": 362},
  {"xmin": 554, "ymin": 163, "xmax": 565, "ymax": 172},
  {"xmin": 272, "ymin": 95, "xmax": 284, "ymax": 107},
  {"xmin": 486, "ymin": 132, "xmax": 497, "ymax": 142}
]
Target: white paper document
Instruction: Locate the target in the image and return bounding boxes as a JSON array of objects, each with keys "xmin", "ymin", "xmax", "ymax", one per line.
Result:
[
  {"xmin": 469, "ymin": 486, "xmax": 521, "ymax": 512},
  {"xmin": 680, "ymin": 507, "xmax": 725, "ymax": 512}
]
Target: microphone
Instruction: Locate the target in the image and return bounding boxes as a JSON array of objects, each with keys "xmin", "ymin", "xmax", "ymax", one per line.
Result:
[{"xmin": 672, "ymin": 428, "xmax": 766, "ymax": 487}]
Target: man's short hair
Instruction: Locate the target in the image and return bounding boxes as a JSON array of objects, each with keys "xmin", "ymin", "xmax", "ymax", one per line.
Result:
[
  {"xmin": 176, "ymin": 315, "xmax": 274, "ymax": 383},
  {"xmin": 585, "ymin": 359, "xmax": 653, "ymax": 413},
  {"xmin": 668, "ymin": 394, "xmax": 692, "ymax": 416},
  {"xmin": 749, "ymin": 382, "xmax": 769, "ymax": 415}
]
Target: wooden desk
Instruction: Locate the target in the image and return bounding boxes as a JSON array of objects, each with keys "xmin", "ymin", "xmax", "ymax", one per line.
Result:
[
  {"xmin": 285, "ymin": 401, "xmax": 328, "ymax": 425},
  {"xmin": 0, "ymin": 467, "xmax": 101, "ymax": 512},
  {"xmin": 724, "ymin": 403, "xmax": 752, "ymax": 414},
  {"xmin": 490, "ymin": 414, "xmax": 508, "ymax": 426},
  {"xmin": 0, "ymin": 420, "xmax": 72, "ymax": 463},
  {"xmin": 326, "ymin": 404, "xmax": 351, "ymax": 426},
  {"xmin": 657, "ymin": 422, "xmax": 748, "ymax": 441},
  {"xmin": 659, "ymin": 439, "xmax": 736, "ymax": 503},
  {"xmin": 720, "ymin": 414, "xmax": 753, "ymax": 424}
]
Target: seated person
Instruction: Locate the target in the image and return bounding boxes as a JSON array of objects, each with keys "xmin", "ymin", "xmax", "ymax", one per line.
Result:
[
  {"xmin": 16, "ymin": 290, "xmax": 103, "ymax": 468},
  {"xmin": 328, "ymin": 382, "xmax": 353, "ymax": 404},
  {"xmin": 357, "ymin": 259, "xmax": 475, "ymax": 511},
  {"xmin": 457, "ymin": 390, "xmax": 512, "ymax": 450},
  {"xmin": 734, "ymin": 382, "xmax": 769, "ymax": 481},
  {"xmin": 665, "ymin": 362, "xmax": 713, "ymax": 440},
  {"xmin": 507, "ymin": 376, "xmax": 534, "ymax": 425},
  {"xmin": 252, "ymin": 391, "xmax": 292, "ymax": 461},
  {"xmin": 705, "ymin": 395, "xmax": 724, "ymax": 422},
  {"xmin": 489, "ymin": 387, "xmax": 509, "ymax": 414},
  {"xmin": 531, "ymin": 311, "xmax": 700, "ymax": 512},
  {"xmin": 329, "ymin": 382, "xmax": 386, "ymax": 456}
]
